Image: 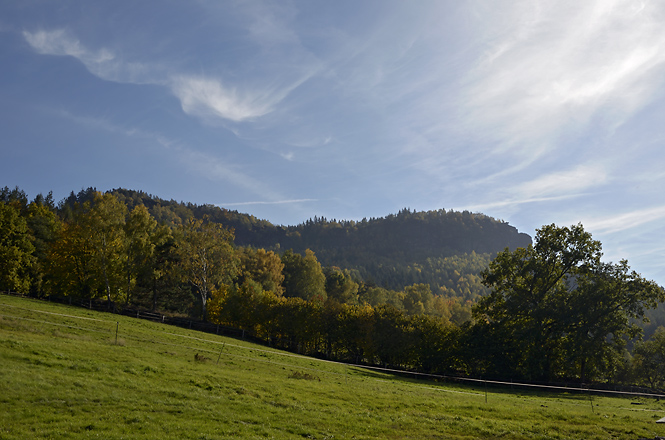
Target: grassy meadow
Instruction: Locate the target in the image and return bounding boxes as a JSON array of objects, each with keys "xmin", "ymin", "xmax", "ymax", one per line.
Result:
[{"xmin": 1, "ymin": 294, "xmax": 664, "ymax": 440}]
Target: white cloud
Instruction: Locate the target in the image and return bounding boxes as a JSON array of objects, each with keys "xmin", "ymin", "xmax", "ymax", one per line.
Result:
[
  {"xmin": 280, "ymin": 152, "xmax": 295, "ymax": 161},
  {"xmin": 23, "ymin": 29, "xmax": 113, "ymax": 63},
  {"xmin": 23, "ymin": 28, "xmax": 311, "ymax": 124},
  {"xmin": 461, "ymin": 0, "xmax": 665, "ymax": 156},
  {"xmin": 169, "ymin": 76, "xmax": 283, "ymax": 123},
  {"xmin": 462, "ymin": 163, "xmax": 608, "ymax": 213},
  {"xmin": 516, "ymin": 164, "xmax": 608, "ymax": 199},
  {"xmin": 583, "ymin": 205, "xmax": 665, "ymax": 234},
  {"xmin": 23, "ymin": 28, "xmax": 150, "ymax": 84},
  {"xmin": 169, "ymin": 67, "xmax": 322, "ymax": 123},
  {"xmin": 461, "ymin": 194, "xmax": 582, "ymax": 214}
]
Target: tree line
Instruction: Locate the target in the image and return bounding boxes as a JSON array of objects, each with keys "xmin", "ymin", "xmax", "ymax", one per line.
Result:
[
  {"xmin": 109, "ymin": 187, "xmax": 531, "ymax": 297},
  {"xmin": 0, "ymin": 187, "xmax": 474, "ymax": 321},
  {"xmin": 1, "ymin": 186, "xmax": 664, "ymax": 389}
]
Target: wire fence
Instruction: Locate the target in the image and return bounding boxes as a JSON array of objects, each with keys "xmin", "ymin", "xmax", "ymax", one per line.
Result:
[
  {"xmin": 0, "ymin": 301, "xmax": 492, "ymax": 412},
  {"xmin": 4, "ymin": 301, "xmax": 665, "ymax": 440},
  {"xmin": 2, "ymin": 290, "xmax": 664, "ymax": 402},
  {"xmin": 0, "ymin": 290, "xmax": 252, "ymax": 339}
]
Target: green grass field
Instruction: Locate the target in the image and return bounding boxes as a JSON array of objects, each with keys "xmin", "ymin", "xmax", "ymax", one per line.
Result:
[{"xmin": 1, "ymin": 295, "xmax": 664, "ymax": 440}]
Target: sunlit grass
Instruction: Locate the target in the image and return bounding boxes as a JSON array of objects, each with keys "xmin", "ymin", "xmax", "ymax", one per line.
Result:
[{"xmin": 1, "ymin": 294, "xmax": 664, "ymax": 439}]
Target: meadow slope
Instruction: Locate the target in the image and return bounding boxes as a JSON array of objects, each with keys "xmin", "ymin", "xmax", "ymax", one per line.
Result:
[{"xmin": 1, "ymin": 294, "xmax": 664, "ymax": 440}]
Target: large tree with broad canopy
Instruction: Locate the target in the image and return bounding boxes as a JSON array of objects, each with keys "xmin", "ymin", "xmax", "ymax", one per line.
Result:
[{"xmin": 474, "ymin": 223, "xmax": 665, "ymax": 382}]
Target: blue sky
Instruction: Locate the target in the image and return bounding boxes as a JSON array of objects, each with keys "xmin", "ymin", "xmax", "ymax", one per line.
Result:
[{"xmin": 2, "ymin": 1, "xmax": 665, "ymax": 286}]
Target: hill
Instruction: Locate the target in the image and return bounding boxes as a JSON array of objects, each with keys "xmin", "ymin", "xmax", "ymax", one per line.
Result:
[{"xmin": 103, "ymin": 188, "xmax": 532, "ymax": 296}]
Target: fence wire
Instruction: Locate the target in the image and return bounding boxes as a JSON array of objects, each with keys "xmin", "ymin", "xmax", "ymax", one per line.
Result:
[{"xmin": 2, "ymin": 292, "xmax": 664, "ymax": 402}]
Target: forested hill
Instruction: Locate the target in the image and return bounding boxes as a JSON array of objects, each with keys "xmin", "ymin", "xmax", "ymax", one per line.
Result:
[
  {"xmin": 239, "ymin": 208, "xmax": 532, "ymax": 296},
  {"xmin": 70, "ymin": 188, "xmax": 532, "ymax": 296},
  {"xmin": 273, "ymin": 209, "xmax": 531, "ymax": 264}
]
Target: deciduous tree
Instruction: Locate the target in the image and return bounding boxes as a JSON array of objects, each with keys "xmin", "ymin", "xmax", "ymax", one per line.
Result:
[
  {"xmin": 238, "ymin": 248, "xmax": 285, "ymax": 296},
  {"xmin": 474, "ymin": 223, "xmax": 664, "ymax": 381},
  {"xmin": 25, "ymin": 199, "xmax": 61, "ymax": 295},
  {"xmin": 124, "ymin": 204, "xmax": 158, "ymax": 305},
  {"xmin": 632, "ymin": 326, "xmax": 665, "ymax": 389},
  {"xmin": 402, "ymin": 283, "xmax": 433, "ymax": 315},
  {"xmin": 0, "ymin": 202, "xmax": 35, "ymax": 292},
  {"xmin": 176, "ymin": 217, "xmax": 238, "ymax": 320},
  {"xmin": 324, "ymin": 266, "xmax": 359, "ymax": 305},
  {"xmin": 87, "ymin": 193, "xmax": 127, "ymax": 305},
  {"xmin": 282, "ymin": 249, "xmax": 326, "ymax": 303},
  {"xmin": 47, "ymin": 219, "xmax": 95, "ymax": 297}
]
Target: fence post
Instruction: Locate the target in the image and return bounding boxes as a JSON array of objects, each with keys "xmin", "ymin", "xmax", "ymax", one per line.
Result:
[
  {"xmin": 115, "ymin": 322, "xmax": 119, "ymax": 345},
  {"xmin": 216, "ymin": 344, "xmax": 226, "ymax": 364}
]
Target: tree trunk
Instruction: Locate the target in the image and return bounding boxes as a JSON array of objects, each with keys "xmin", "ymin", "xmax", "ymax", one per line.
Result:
[
  {"xmin": 200, "ymin": 284, "xmax": 208, "ymax": 322},
  {"xmin": 102, "ymin": 256, "xmax": 112, "ymax": 308},
  {"xmin": 152, "ymin": 275, "xmax": 157, "ymax": 312},
  {"xmin": 126, "ymin": 265, "xmax": 132, "ymax": 306}
]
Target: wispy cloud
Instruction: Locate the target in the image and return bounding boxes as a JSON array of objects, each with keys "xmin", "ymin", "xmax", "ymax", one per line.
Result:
[
  {"xmin": 24, "ymin": 25, "xmax": 318, "ymax": 125},
  {"xmin": 170, "ymin": 76, "xmax": 277, "ymax": 123},
  {"xmin": 461, "ymin": 0, "xmax": 665, "ymax": 157},
  {"xmin": 462, "ymin": 163, "xmax": 608, "ymax": 213},
  {"xmin": 462, "ymin": 194, "xmax": 583, "ymax": 214},
  {"xmin": 280, "ymin": 152, "xmax": 295, "ymax": 161},
  {"xmin": 218, "ymin": 199, "xmax": 318, "ymax": 207},
  {"xmin": 23, "ymin": 29, "xmax": 113, "ymax": 63},
  {"xmin": 54, "ymin": 109, "xmax": 177, "ymax": 149},
  {"xmin": 57, "ymin": 108, "xmax": 266, "ymax": 195},
  {"xmin": 283, "ymin": 136, "xmax": 333, "ymax": 149},
  {"xmin": 583, "ymin": 205, "xmax": 665, "ymax": 234},
  {"xmin": 242, "ymin": 1, "xmax": 300, "ymax": 48},
  {"xmin": 23, "ymin": 29, "xmax": 150, "ymax": 84},
  {"xmin": 179, "ymin": 148, "xmax": 293, "ymax": 204},
  {"xmin": 169, "ymin": 71, "xmax": 321, "ymax": 124},
  {"xmin": 54, "ymin": 109, "xmax": 281, "ymax": 202},
  {"xmin": 515, "ymin": 164, "xmax": 608, "ymax": 199}
]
